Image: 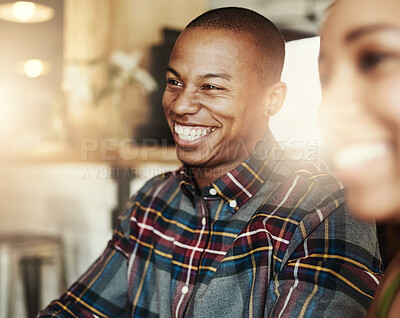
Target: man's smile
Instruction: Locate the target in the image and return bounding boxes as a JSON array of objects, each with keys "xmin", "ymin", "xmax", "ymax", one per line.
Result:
[{"xmin": 174, "ymin": 122, "xmax": 216, "ymax": 144}]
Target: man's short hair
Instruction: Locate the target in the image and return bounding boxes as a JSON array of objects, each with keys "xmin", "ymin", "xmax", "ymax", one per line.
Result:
[{"xmin": 185, "ymin": 7, "xmax": 285, "ymax": 84}]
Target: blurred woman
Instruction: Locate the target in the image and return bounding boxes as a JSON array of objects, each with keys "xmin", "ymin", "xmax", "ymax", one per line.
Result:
[{"xmin": 319, "ymin": 0, "xmax": 400, "ymax": 316}]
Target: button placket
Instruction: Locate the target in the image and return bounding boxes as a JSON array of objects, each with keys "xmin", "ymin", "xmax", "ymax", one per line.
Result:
[{"xmin": 178, "ymin": 196, "xmax": 210, "ymax": 303}]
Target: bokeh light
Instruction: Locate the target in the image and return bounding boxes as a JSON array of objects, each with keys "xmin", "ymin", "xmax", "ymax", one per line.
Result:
[
  {"xmin": 12, "ymin": 1, "xmax": 36, "ymax": 22},
  {"xmin": 24, "ymin": 59, "xmax": 44, "ymax": 78}
]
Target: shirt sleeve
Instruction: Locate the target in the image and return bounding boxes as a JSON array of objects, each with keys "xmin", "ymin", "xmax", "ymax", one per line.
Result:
[
  {"xmin": 265, "ymin": 203, "xmax": 383, "ymax": 318},
  {"xmin": 37, "ymin": 202, "xmax": 134, "ymax": 318}
]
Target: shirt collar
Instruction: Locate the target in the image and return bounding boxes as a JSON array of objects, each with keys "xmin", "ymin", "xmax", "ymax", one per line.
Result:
[{"xmin": 175, "ymin": 130, "xmax": 282, "ymax": 212}]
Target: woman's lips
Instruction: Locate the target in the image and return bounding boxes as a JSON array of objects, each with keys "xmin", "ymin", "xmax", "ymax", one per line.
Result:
[{"xmin": 334, "ymin": 140, "xmax": 393, "ymax": 172}]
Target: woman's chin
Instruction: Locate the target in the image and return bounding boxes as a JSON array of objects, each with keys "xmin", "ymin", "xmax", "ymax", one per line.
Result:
[{"xmin": 346, "ymin": 183, "xmax": 400, "ymax": 222}]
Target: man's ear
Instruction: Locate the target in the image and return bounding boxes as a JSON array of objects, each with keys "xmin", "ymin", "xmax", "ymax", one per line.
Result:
[{"xmin": 264, "ymin": 81, "xmax": 287, "ymax": 117}]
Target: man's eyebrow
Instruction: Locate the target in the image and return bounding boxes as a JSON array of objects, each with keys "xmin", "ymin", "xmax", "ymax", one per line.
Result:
[
  {"xmin": 166, "ymin": 66, "xmax": 180, "ymax": 78},
  {"xmin": 165, "ymin": 66, "xmax": 232, "ymax": 82},
  {"xmin": 199, "ymin": 73, "xmax": 231, "ymax": 81},
  {"xmin": 345, "ymin": 24, "xmax": 400, "ymax": 43}
]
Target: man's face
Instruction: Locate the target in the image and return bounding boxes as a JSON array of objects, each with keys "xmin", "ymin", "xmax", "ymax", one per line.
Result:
[
  {"xmin": 319, "ymin": 0, "xmax": 400, "ymax": 220},
  {"xmin": 162, "ymin": 28, "xmax": 270, "ymax": 169}
]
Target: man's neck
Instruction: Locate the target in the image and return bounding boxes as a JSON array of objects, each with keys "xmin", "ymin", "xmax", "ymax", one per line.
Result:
[
  {"xmin": 189, "ymin": 130, "xmax": 274, "ymax": 190},
  {"xmin": 192, "ymin": 159, "xmax": 245, "ymax": 190}
]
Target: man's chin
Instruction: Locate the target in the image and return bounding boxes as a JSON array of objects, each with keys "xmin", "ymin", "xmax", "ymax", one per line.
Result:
[
  {"xmin": 176, "ymin": 148, "xmax": 213, "ymax": 167},
  {"xmin": 178, "ymin": 155, "xmax": 208, "ymax": 168}
]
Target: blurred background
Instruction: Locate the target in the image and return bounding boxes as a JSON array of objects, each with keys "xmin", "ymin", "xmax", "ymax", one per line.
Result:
[{"xmin": 0, "ymin": 0, "xmax": 332, "ymax": 317}]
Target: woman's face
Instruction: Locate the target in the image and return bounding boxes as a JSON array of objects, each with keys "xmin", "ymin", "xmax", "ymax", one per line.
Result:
[{"xmin": 319, "ymin": 0, "xmax": 400, "ymax": 221}]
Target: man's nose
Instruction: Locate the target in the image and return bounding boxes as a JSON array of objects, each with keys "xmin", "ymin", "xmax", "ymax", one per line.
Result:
[{"xmin": 169, "ymin": 89, "xmax": 201, "ymax": 115}]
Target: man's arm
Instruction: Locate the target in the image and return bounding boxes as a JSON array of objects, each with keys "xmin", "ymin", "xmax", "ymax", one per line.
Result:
[
  {"xmin": 265, "ymin": 204, "xmax": 383, "ymax": 318},
  {"xmin": 38, "ymin": 205, "xmax": 134, "ymax": 317}
]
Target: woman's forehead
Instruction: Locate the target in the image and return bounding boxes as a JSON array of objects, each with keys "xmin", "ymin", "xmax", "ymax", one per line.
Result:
[{"xmin": 324, "ymin": 0, "xmax": 400, "ymax": 29}]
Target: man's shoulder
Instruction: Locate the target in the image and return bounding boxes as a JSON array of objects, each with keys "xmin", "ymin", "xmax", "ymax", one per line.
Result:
[
  {"xmin": 134, "ymin": 168, "xmax": 181, "ymax": 199},
  {"xmin": 282, "ymin": 155, "xmax": 343, "ymax": 192},
  {"xmin": 261, "ymin": 157, "xmax": 381, "ymax": 272},
  {"xmin": 265, "ymin": 155, "xmax": 345, "ymax": 217},
  {"xmin": 117, "ymin": 168, "xmax": 181, "ymax": 234},
  {"xmin": 292, "ymin": 158, "xmax": 344, "ymax": 198}
]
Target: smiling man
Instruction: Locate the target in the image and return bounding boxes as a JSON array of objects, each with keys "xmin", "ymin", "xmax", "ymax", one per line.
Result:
[
  {"xmin": 162, "ymin": 17, "xmax": 286, "ymax": 188},
  {"xmin": 39, "ymin": 7, "xmax": 382, "ymax": 318}
]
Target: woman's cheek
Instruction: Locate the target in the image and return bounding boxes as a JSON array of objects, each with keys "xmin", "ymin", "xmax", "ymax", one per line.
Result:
[{"xmin": 370, "ymin": 77, "xmax": 400, "ymax": 125}]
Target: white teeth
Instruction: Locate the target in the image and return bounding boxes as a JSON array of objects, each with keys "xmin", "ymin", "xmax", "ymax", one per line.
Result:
[
  {"xmin": 334, "ymin": 142, "xmax": 391, "ymax": 169},
  {"xmin": 174, "ymin": 124, "xmax": 215, "ymax": 141}
]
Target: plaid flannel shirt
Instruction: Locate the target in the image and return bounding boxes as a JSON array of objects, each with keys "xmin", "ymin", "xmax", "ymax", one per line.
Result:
[{"xmin": 39, "ymin": 132, "xmax": 383, "ymax": 317}]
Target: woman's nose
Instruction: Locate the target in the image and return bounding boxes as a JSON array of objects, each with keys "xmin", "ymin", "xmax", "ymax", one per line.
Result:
[
  {"xmin": 320, "ymin": 68, "xmax": 364, "ymax": 123},
  {"xmin": 319, "ymin": 67, "xmax": 366, "ymax": 148}
]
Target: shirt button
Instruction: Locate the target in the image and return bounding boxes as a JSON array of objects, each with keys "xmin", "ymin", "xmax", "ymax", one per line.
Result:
[
  {"xmin": 209, "ymin": 188, "xmax": 217, "ymax": 196},
  {"xmin": 229, "ymin": 200, "xmax": 237, "ymax": 208},
  {"xmin": 202, "ymin": 217, "xmax": 206, "ymax": 226},
  {"xmin": 181, "ymin": 285, "xmax": 189, "ymax": 294}
]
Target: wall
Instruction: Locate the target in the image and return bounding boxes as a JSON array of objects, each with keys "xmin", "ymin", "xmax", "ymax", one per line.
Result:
[
  {"xmin": 110, "ymin": 0, "xmax": 207, "ymax": 51},
  {"xmin": 63, "ymin": 0, "xmax": 207, "ymax": 140},
  {"xmin": 0, "ymin": 163, "xmax": 116, "ymax": 284}
]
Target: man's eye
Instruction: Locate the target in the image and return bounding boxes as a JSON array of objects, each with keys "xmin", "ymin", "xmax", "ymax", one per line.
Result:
[
  {"xmin": 202, "ymin": 84, "xmax": 221, "ymax": 90},
  {"xmin": 167, "ymin": 79, "xmax": 183, "ymax": 86}
]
